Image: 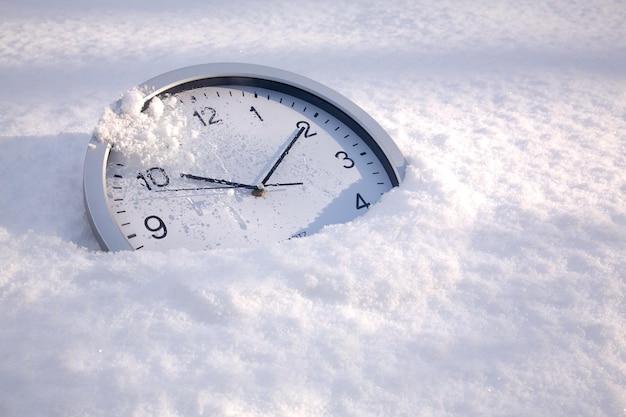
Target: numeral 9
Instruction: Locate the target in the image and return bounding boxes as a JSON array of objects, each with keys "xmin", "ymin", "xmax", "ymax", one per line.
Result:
[{"xmin": 144, "ymin": 215, "xmax": 167, "ymax": 239}]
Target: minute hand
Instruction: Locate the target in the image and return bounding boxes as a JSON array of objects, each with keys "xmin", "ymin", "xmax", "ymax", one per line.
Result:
[{"xmin": 261, "ymin": 121, "xmax": 314, "ymax": 185}]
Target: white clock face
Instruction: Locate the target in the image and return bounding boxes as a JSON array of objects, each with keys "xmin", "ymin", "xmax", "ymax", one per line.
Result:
[{"xmin": 84, "ymin": 64, "xmax": 405, "ymax": 251}]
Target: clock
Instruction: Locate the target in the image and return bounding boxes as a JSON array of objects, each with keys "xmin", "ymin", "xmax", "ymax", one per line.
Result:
[{"xmin": 83, "ymin": 63, "xmax": 406, "ymax": 251}]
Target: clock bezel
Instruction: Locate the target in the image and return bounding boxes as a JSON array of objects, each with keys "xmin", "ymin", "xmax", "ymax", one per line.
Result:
[{"xmin": 83, "ymin": 63, "xmax": 407, "ymax": 251}]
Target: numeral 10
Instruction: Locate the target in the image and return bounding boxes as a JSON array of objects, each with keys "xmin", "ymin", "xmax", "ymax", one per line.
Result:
[{"xmin": 137, "ymin": 167, "xmax": 169, "ymax": 190}]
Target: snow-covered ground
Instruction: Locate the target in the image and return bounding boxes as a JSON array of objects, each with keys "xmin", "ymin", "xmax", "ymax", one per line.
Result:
[{"xmin": 1, "ymin": 1, "xmax": 625, "ymax": 416}]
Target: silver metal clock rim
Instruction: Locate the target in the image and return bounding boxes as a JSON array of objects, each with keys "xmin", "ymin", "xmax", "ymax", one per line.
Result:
[
  {"xmin": 83, "ymin": 143, "xmax": 133, "ymax": 251},
  {"xmin": 83, "ymin": 62, "xmax": 407, "ymax": 251}
]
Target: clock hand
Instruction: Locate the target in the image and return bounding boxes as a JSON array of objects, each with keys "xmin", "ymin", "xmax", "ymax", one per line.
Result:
[
  {"xmin": 180, "ymin": 174, "xmax": 303, "ymax": 196},
  {"xmin": 180, "ymin": 173, "xmax": 256, "ymax": 189},
  {"xmin": 260, "ymin": 122, "xmax": 309, "ymax": 185}
]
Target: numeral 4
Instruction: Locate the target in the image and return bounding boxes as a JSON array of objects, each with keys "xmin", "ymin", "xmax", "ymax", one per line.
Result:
[{"xmin": 356, "ymin": 193, "xmax": 370, "ymax": 210}]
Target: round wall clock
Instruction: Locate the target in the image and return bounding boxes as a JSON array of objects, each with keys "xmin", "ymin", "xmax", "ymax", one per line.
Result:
[{"xmin": 83, "ymin": 63, "xmax": 406, "ymax": 251}]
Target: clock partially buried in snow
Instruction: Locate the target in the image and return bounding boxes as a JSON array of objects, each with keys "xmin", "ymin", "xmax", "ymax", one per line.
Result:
[{"xmin": 83, "ymin": 63, "xmax": 406, "ymax": 251}]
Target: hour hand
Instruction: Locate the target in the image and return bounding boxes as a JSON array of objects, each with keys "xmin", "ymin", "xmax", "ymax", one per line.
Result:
[
  {"xmin": 180, "ymin": 174, "xmax": 303, "ymax": 195},
  {"xmin": 180, "ymin": 174, "xmax": 256, "ymax": 189}
]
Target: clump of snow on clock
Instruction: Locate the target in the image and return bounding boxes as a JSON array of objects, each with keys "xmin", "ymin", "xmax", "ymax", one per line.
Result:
[{"xmin": 94, "ymin": 87, "xmax": 197, "ymax": 165}]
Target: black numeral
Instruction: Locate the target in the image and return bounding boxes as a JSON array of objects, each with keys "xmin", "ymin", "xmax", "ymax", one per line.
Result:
[
  {"xmin": 335, "ymin": 151, "xmax": 355, "ymax": 168},
  {"xmin": 193, "ymin": 107, "xmax": 222, "ymax": 126},
  {"xmin": 356, "ymin": 193, "xmax": 370, "ymax": 210},
  {"xmin": 296, "ymin": 120, "xmax": 317, "ymax": 137},
  {"xmin": 137, "ymin": 167, "xmax": 169, "ymax": 190},
  {"xmin": 289, "ymin": 231, "xmax": 307, "ymax": 239},
  {"xmin": 250, "ymin": 106, "xmax": 264, "ymax": 121},
  {"xmin": 144, "ymin": 215, "xmax": 167, "ymax": 239}
]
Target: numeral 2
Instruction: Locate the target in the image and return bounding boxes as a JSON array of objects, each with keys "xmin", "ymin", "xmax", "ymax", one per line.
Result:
[{"xmin": 296, "ymin": 120, "xmax": 317, "ymax": 137}]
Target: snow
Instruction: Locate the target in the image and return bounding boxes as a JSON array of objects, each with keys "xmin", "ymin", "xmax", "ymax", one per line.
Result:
[
  {"xmin": 94, "ymin": 90, "xmax": 191, "ymax": 166},
  {"xmin": 1, "ymin": 0, "xmax": 625, "ymax": 416}
]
